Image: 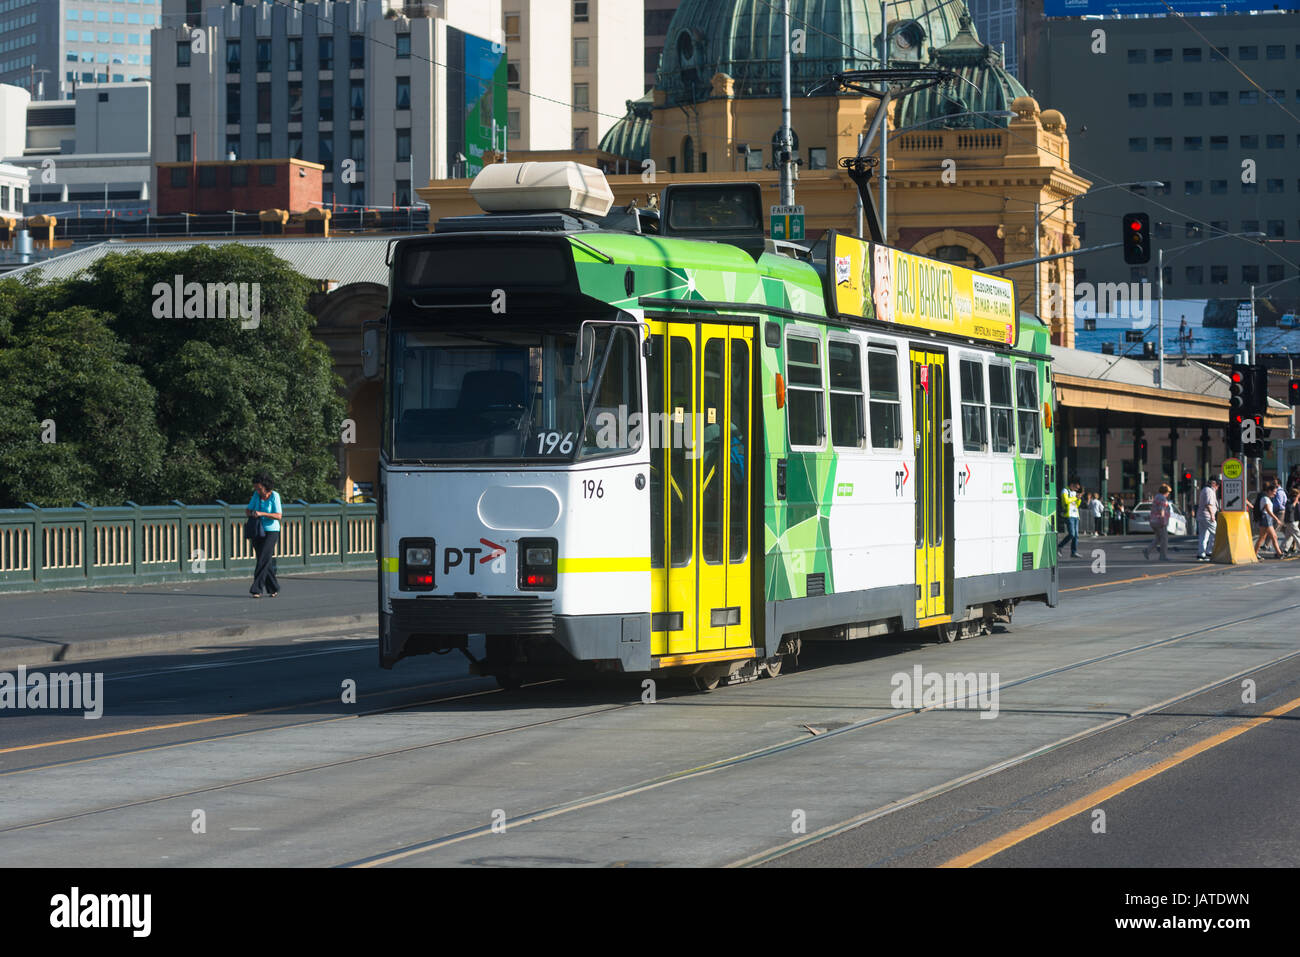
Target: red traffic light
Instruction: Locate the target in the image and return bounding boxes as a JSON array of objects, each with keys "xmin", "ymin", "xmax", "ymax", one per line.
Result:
[
  {"xmin": 1231, "ymin": 372, "xmax": 1243, "ymax": 383},
  {"xmin": 1129, "ymin": 220, "xmax": 1141, "ymax": 230}
]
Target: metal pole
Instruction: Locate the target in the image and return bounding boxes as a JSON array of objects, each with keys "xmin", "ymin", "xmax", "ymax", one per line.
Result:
[
  {"xmin": 779, "ymin": 0, "xmax": 794, "ymax": 206},
  {"xmin": 1250, "ymin": 284, "xmax": 1256, "ymax": 364},
  {"xmin": 1157, "ymin": 246, "xmax": 1164, "ymax": 388},
  {"xmin": 855, "ymin": 132, "xmax": 865, "ymax": 239},
  {"xmin": 879, "ymin": 0, "xmax": 889, "ymax": 237},
  {"xmin": 1034, "ymin": 200, "xmax": 1040, "ymax": 319}
]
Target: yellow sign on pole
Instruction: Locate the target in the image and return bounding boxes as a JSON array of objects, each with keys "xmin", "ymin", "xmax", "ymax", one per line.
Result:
[{"xmin": 1221, "ymin": 458, "xmax": 1243, "ymax": 479}]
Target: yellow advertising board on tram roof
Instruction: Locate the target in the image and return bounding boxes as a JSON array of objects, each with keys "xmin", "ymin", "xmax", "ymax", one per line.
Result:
[{"xmin": 826, "ymin": 231, "xmax": 1018, "ymax": 347}]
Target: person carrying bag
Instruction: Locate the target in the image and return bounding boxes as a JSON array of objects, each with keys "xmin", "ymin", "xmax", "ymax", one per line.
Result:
[{"xmin": 247, "ymin": 472, "xmax": 282, "ymax": 597}]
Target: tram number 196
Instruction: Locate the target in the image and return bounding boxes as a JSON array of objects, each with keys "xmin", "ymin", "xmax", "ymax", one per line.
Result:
[{"xmin": 582, "ymin": 479, "xmax": 604, "ymax": 500}]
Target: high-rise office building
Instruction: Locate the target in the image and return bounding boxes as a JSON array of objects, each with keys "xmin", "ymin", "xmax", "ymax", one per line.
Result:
[
  {"xmin": 966, "ymin": 0, "xmax": 1020, "ymax": 78},
  {"xmin": 152, "ymin": 0, "xmax": 504, "ymax": 209}
]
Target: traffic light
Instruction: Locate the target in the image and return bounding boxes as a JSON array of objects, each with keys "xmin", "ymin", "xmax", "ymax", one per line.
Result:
[
  {"xmin": 1183, "ymin": 470, "xmax": 1193, "ymax": 485},
  {"xmin": 1228, "ymin": 364, "xmax": 1248, "ymax": 455},
  {"xmin": 1244, "ymin": 414, "xmax": 1265, "ymax": 458},
  {"xmin": 1290, "ymin": 379, "xmax": 1300, "ymax": 406},
  {"xmin": 1252, "ymin": 363, "xmax": 1270, "ymax": 416},
  {"xmin": 1123, "ymin": 212, "xmax": 1150, "ymax": 265}
]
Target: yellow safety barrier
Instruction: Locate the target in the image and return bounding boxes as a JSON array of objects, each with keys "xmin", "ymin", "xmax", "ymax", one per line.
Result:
[{"xmin": 1212, "ymin": 511, "xmax": 1258, "ymax": 564}]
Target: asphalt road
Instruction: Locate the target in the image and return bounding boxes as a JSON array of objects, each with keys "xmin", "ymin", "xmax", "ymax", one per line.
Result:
[{"xmin": 2, "ymin": 534, "xmax": 1297, "ymax": 868}]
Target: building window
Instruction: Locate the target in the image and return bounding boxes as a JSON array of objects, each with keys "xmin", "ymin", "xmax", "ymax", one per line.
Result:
[
  {"xmin": 288, "ymin": 38, "xmax": 302, "ymax": 71},
  {"xmin": 319, "ymin": 135, "xmax": 333, "ymax": 165},
  {"xmin": 1185, "ymin": 221, "xmax": 1202, "ymax": 238},
  {"xmin": 395, "ymin": 76, "xmax": 410, "ymax": 110},
  {"xmin": 1210, "ymin": 265, "xmax": 1228, "ymax": 285},
  {"xmin": 1076, "ymin": 268, "xmax": 1087, "ymax": 283},
  {"xmin": 1153, "ymin": 136, "xmax": 1171, "ymax": 151},
  {"xmin": 1266, "ymin": 134, "xmax": 1284, "ymax": 149},
  {"xmin": 1266, "ymin": 44, "xmax": 1284, "ymax": 60},
  {"xmin": 1239, "ymin": 90, "xmax": 1259, "ymax": 105},
  {"xmin": 1240, "ymin": 134, "xmax": 1259, "ymax": 149},
  {"xmin": 1129, "ymin": 137, "xmax": 1147, "ymax": 152},
  {"xmin": 1268, "ymin": 264, "xmax": 1284, "ymax": 282},
  {"xmin": 1210, "ymin": 135, "xmax": 1226, "ymax": 150},
  {"xmin": 1184, "ymin": 265, "xmax": 1203, "ymax": 284},
  {"xmin": 350, "ymin": 35, "xmax": 364, "ymax": 70},
  {"xmin": 1210, "ymin": 220, "xmax": 1228, "ymax": 234},
  {"xmin": 504, "ymin": 15, "xmax": 520, "ymax": 41},
  {"xmin": 1268, "ymin": 220, "xmax": 1285, "ymax": 236},
  {"xmin": 1268, "ymin": 180, "xmax": 1285, "ymax": 194},
  {"xmin": 1153, "ymin": 92, "xmax": 1171, "ymax": 107},
  {"xmin": 1210, "ymin": 180, "xmax": 1226, "ymax": 194},
  {"xmin": 1153, "ymin": 48, "xmax": 1171, "ymax": 63},
  {"xmin": 1209, "ymin": 46, "xmax": 1227, "ymax": 62},
  {"xmin": 350, "ymin": 133, "xmax": 365, "ymax": 170},
  {"xmin": 257, "ymin": 82, "xmax": 270, "ymax": 123},
  {"xmin": 808, "ymin": 147, "xmax": 827, "ymax": 170},
  {"xmin": 573, "ymin": 82, "xmax": 589, "ymax": 112},
  {"xmin": 573, "ymin": 128, "xmax": 589, "ymax": 150},
  {"xmin": 1183, "ymin": 92, "xmax": 1201, "ymax": 107},
  {"xmin": 257, "ymin": 134, "xmax": 271, "ymax": 159},
  {"xmin": 350, "ymin": 185, "xmax": 365, "ymax": 207},
  {"xmin": 1265, "ymin": 90, "xmax": 1286, "ymax": 105},
  {"xmin": 288, "ymin": 82, "xmax": 302, "ymax": 122},
  {"xmin": 319, "ymin": 37, "xmax": 333, "ymax": 71},
  {"xmin": 396, "ymin": 127, "xmax": 411, "ymax": 162},
  {"xmin": 1208, "ymin": 90, "xmax": 1227, "ymax": 105},
  {"xmin": 257, "ymin": 38, "xmax": 271, "ymax": 72},
  {"xmin": 1239, "ymin": 45, "xmax": 1258, "ymax": 60},
  {"xmin": 396, "ymin": 33, "xmax": 410, "ymax": 59},
  {"xmin": 1127, "ymin": 49, "xmax": 1146, "ymax": 64},
  {"xmin": 1128, "ymin": 93, "xmax": 1146, "ymax": 108},
  {"xmin": 1183, "ymin": 136, "xmax": 1201, "ymax": 151},
  {"xmin": 1242, "ymin": 265, "xmax": 1260, "ymax": 283},
  {"xmin": 573, "ymin": 37, "xmax": 589, "ymax": 67},
  {"xmin": 744, "ymin": 148, "xmax": 763, "ymax": 171},
  {"xmin": 1184, "ymin": 181, "xmax": 1201, "ymax": 195},
  {"xmin": 288, "ymin": 133, "xmax": 302, "ymax": 159},
  {"xmin": 176, "ymin": 40, "xmax": 190, "ymax": 67},
  {"xmin": 506, "ymin": 62, "xmax": 519, "ymax": 90},
  {"xmin": 176, "ymin": 82, "xmax": 189, "ymax": 117},
  {"xmin": 170, "ymin": 166, "xmax": 188, "ymax": 187},
  {"xmin": 259, "ymin": 164, "xmax": 276, "ymax": 185},
  {"xmin": 396, "ymin": 179, "xmax": 411, "ymax": 206},
  {"xmin": 350, "ymin": 79, "xmax": 364, "ymax": 119},
  {"xmin": 175, "ymin": 135, "xmax": 191, "ymax": 162},
  {"xmin": 1129, "ymin": 267, "xmax": 1147, "ymax": 282},
  {"xmin": 507, "ymin": 108, "xmax": 520, "ymax": 139},
  {"xmin": 574, "ymin": 0, "xmax": 589, "ymax": 23},
  {"xmin": 226, "ymin": 39, "xmax": 239, "ymax": 73},
  {"xmin": 225, "ymin": 137, "xmax": 239, "ymax": 159},
  {"xmin": 197, "ymin": 166, "xmax": 216, "ymax": 188},
  {"xmin": 1153, "ymin": 221, "xmax": 1171, "ymax": 238},
  {"xmin": 1242, "ymin": 182, "xmax": 1258, "ymax": 195}
]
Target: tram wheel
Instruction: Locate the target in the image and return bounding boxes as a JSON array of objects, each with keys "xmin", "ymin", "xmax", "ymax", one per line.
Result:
[
  {"xmin": 495, "ymin": 671, "xmax": 524, "ymax": 691},
  {"xmin": 691, "ymin": 674, "xmax": 721, "ymax": 692},
  {"xmin": 936, "ymin": 623, "xmax": 959, "ymax": 644},
  {"xmin": 762, "ymin": 656, "xmax": 784, "ymax": 678}
]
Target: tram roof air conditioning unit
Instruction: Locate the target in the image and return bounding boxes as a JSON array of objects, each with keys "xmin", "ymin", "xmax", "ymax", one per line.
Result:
[{"xmin": 470, "ymin": 161, "xmax": 615, "ymax": 218}]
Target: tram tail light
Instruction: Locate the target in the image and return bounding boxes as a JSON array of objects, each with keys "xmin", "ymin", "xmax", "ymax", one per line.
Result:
[
  {"xmin": 518, "ymin": 537, "xmax": 558, "ymax": 591},
  {"xmin": 399, "ymin": 538, "xmax": 435, "ymax": 591}
]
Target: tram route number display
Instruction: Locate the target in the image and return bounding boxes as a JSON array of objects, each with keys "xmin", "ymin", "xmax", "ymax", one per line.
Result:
[
  {"xmin": 536, "ymin": 431, "xmax": 575, "ymax": 455},
  {"xmin": 581, "ymin": 479, "xmax": 604, "ymax": 499}
]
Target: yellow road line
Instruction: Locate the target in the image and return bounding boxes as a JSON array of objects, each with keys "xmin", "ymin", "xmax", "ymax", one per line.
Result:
[{"xmin": 939, "ymin": 692, "xmax": 1300, "ymax": 868}]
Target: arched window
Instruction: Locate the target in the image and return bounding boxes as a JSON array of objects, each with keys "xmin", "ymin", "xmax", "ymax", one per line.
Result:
[{"xmin": 682, "ymin": 135, "xmax": 695, "ymax": 173}]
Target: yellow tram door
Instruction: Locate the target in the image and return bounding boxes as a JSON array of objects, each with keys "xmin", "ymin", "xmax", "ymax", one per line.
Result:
[
  {"xmin": 910, "ymin": 348, "xmax": 951, "ymax": 624},
  {"xmin": 648, "ymin": 321, "xmax": 754, "ymax": 657}
]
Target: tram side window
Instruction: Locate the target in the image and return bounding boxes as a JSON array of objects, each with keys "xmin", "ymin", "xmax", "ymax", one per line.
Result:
[
  {"xmin": 867, "ymin": 346, "xmax": 902, "ymax": 449},
  {"xmin": 989, "ymin": 363, "xmax": 1014, "ymax": 454},
  {"xmin": 786, "ymin": 334, "xmax": 825, "ymax": 448},
  {"xmin": 1015, "ymin": 365, "xmax": 1041, "ymax": 455},
  {"xmin": 959, "ymin": 358, "xmax": 987, "ymax": 452},
  {"xmin": 828, "ymin": 338, "xmax": 865, "ymax": 449},
  {"xmin": 581, "ymin": 326, "xmax": 642, "ymax": 458}
]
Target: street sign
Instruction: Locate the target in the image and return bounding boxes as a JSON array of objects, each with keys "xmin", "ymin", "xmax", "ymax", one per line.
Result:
[
  {"xmin": 1222, "ymin": 476, "xmax": 1244, "ymax": 511},
  {"xmin": 770, "ymin": 204, "xmax": 804, "ymax": 242},
  {"xmin": 1221, "ymin": 458, "xmax": 1242, "ymax": 479},
  {"xmin": 1236, "ymin": 302, "xmax": 1252, "ymax": 345}
]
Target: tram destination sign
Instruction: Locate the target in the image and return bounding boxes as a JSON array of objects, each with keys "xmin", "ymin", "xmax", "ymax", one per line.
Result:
[{"xmin": 826, "ymin": 231, "xmax": 1018, "ymax": 347}]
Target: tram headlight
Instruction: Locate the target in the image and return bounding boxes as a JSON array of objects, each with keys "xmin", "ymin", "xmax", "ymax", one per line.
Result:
[
  {"xmin": 518, "ymin": 537, "xmax": 558, "ymax": 591},
  {"xmin": 405, "ymin": 547, "xmax": 432, "ymax": 566}
]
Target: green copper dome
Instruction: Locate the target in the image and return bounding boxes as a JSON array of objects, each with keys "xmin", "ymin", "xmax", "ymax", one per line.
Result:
[
  {"xmin": 655, "ymin": 0, "xmax": 968, "ymax": 106},
  {"xmin": 597, "ymin": 94, "xmax": 653, "ymax": 162}
]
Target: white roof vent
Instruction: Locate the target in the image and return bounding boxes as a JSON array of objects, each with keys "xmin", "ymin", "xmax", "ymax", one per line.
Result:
[{"xmin": 469, "ymin": 161, "xmax": 614, "ymax": 217}]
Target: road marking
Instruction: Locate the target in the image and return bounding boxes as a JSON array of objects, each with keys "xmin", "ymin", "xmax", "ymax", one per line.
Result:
[
  {"xmin": 938, "ymin": 692, "xmax": 1300, "ymax": 868},
  {"xmin": 1234, "ymin": 574, "xmax": 1300, "ymax": 589},
  {"xmin": 1061, "ymin": 564, "xmax": 1216, "ymax": 592}
]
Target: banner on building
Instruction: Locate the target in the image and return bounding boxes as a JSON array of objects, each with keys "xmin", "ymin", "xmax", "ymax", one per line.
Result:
[{"xmin": 1044, "ymin": 0, "xmax": 1259, "ymax": 14}]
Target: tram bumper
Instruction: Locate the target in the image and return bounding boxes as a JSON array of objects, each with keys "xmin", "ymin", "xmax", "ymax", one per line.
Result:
[{"xmin": 380, "ymin": 597, "xmax": 651, "ymax": 672}]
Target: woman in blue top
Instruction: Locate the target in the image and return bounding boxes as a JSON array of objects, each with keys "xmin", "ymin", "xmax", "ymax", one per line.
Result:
[{"xmin": 247, "ymin": 472, "xmax": 282, "ymax": 597}]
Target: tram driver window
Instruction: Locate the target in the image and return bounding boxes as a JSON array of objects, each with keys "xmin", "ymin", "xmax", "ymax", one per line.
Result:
[
  {"xmin": 1015, "ymin": 365, "xmax": 1041, "ymax": 455},
  {"xmin": 828, "ymin": 338, "xmax": 865, "ymax": 449},
  {"xmin": 867, "ymin": 346, "xmax": 901, "ymax": 449},
  {"xmin": 785, "ymin": 334, "xmax": 825, "ymax": 448},
  {"xmin": 989, "ymin": 363, "xmax": 1014, "ymax": 453},
  {"xmin": 959, "ymin": 358, "xmax": 988, "ymax": 452}
]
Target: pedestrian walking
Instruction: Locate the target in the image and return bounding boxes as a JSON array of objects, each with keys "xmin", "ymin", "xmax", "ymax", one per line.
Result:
[
  {"xmin": 247, "ymin": 472, "xmax": 282, "ymax": 597},
  {"xmin": 1254, "ymin": 480, "xmax": 1282, "ymax": 560},
  {"xmin": 1089, "ymin": 493, "xmax": 1104, "ymax": 536},
  {"xmin": 1058, "ymin": 480, "xmax": 1081, "ymax": 558},
  {"xmin": 1195, "ymin": 477, "xmax": 1219, "ymax": 561},
  {"xmin": 1143, "ymin": 484, "xmax": 1172, "ymax": 562},
  {"xmin": 1112, "ymin": 496, "xmax": 1127, "ymax": 535},
  {"xmin": 1280, "ymin": 485, "xmax": 1300, "ymax": 558}
]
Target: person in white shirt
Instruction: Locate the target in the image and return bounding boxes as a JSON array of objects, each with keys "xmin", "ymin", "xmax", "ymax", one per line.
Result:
[
  {"xmin": 1089, "ymin": 494, "xmax": 1104, "ymax": 536},
  {"xmin": 1196, "ymin": 478, "xmax": 1218, "ymax": 562}
]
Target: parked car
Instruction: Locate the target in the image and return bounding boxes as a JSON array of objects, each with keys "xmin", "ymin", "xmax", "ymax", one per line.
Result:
[{"xmin": 1128, "ymin": 500, "xmax": 1188, "ymax": 536}]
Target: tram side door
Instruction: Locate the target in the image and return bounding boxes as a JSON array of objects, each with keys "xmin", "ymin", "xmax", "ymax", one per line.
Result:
[
  {"xmin": 910, "ymin": 347, "xmax": 952, "ymax": 623},
  {"xmin": 648, "ymin": 320, "xmax": 754, "ymax": 657}
]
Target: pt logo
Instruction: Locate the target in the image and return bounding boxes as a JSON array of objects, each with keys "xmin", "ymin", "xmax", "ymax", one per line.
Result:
[
  {"xmin": 956, "ymin": 464, "xmax": 972, "ymax": 495},
  {"xmin": 894, "ymin": 462, "xmax": 910, "ymax": 496},
  {"xmin": 443, "ymin": 538, "xmax": 505, "ymax": 575}
]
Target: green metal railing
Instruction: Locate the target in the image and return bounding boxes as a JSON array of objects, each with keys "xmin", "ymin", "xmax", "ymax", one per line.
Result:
[{"xmin": 0, "ymin": 500, "xmax": 377, "ymax": 593}]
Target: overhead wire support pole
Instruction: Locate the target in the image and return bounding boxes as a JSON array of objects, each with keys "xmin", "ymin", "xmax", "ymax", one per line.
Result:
[{"xmin": 779, "ymin": 0, "xmax": 794, "ymax": 206}]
